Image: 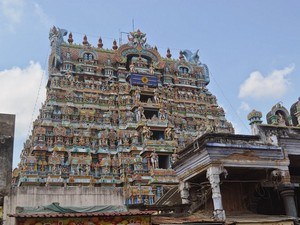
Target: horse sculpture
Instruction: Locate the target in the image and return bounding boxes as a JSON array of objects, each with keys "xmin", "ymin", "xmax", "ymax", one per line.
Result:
[
  {"xmin": 182, "ymin": 49, "xmax": 210, "ymax": 85},
  {"xmin": 49, "ymin": 26, "xmax": 68, "ymax": 69}
]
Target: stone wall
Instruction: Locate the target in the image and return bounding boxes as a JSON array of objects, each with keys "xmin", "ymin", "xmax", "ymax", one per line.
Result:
[
  {"xmin": 3, "ymin": 186, "xmax": 124, "ymax": 225},
  {"xmin": 0, "ymin": 114, "xmax": 15, "ymax": 205}
]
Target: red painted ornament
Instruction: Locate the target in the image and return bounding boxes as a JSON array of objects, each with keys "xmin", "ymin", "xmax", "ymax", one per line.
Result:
[
  {"xmin": 98, "ymin": 37, "xmax": 103, "ymax": 48},
  {"xmin": 68, "ymin": 32, "xmax": 73, "ymax": 44},
  {"xmin": 166, "ymin": 48, "xmax": 172, "ymax": 58},
  {"xmin": 83, "ymin": 35, "xmax": 88, "ymax": 45},
  {"xmin": 112, "ymin": 40, "xmax": 118, "ymax": 50}
]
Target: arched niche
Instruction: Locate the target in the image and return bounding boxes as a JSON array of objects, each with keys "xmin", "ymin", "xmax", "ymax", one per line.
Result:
[
  {"xmin": 266, "ymin": 103, "xmax": 291, "ymax": 126},
  {"xmin": 126, "ymin": 54, "xmax": 152, "ymax": 72},
  {"xmin": 78, "ymin": 49, "xmax": 98, "ymax": 60},
  {"xmin": 116, "ymin": 44, "xmax": 164, "ymax": 70}
]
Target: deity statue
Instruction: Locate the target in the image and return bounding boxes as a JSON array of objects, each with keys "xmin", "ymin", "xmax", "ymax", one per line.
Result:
[
  {"xmin": 171, "ymin": 149, "xmax": 179, "ymax": 164},
  {"xmin": 158, "ymin": 108, "xmax": 167, "ymax": 120},
  {"xmin": 142, "ymin": 126, "xmax": 152, "ymax": 140},
  {"xmin": 124, "ymin": 137, "xmax": 130, "ymax": 146},
  {"xmin": 126, "ymin": 110, "xmax": 134, "ymax": 122},
  {"xmin": 79, "ymin": 136, "xmax": 85, "ymax": 146},
  {"xmin": 111, "ymin": 111, "xmax": 119, "ymax": 125},
  {"xmin": 149, "ymin": 64, "xmax": 154, "ymax": 75},
  {"xmin": 136, "ymin": 106, "xmax": 145, "ymax": 121},
  {"xmin": 65, "ymin": 69, "xmax": 73, "ymax": 81},
  {"xmin": 86, "ymin": 165, "xmax": 90, "ymax": 176},
  {"xmin": 134, "ymin": 87, "xmax": 141, "ymax": 103},
  {"xmin": 101, "ymin": 129, "xmax": 109, "ymax": 147},
  {"xmin": 205, "ymin": 119, "xmax": 214, "ymax": 133},
  {"xmin": 153, "ymin": 88, "xmax": 160, "ymax": 104},
  {"xmin": 128, "ymin": 29, "xmax": 147, "ymax": 46},
  {"xmin": 108, "ymin": 129, "xmax": 117, "ymax": 147},
  {"xmin": 150, "ymin": 150, "xmax": 158, "ymax": 169},
  {"xmin": 130, "ymin": 62, "xmax": 136, "ymax": 73},
  {"xmin": 164, "ymin": 127, "xmax": 173, "ymax": 140},
  {"xmin": 277, "ymin": 112, "xmax": 286, "ymax": 126}
]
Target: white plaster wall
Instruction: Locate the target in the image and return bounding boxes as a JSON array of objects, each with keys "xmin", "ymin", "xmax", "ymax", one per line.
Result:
[{"xmin": 3, "ymin": 186, "xmax": 124, "ymax": 225}]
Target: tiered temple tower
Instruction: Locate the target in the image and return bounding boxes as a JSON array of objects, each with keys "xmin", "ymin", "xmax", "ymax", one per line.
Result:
[{"xmin": 13, "ymin": 27, "xmax": 234, "ymax": 205}]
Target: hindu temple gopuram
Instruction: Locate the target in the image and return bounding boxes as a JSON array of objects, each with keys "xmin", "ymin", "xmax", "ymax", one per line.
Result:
[
  {"xmin": 3, "ymin": 27, "xmax": 300, "ymax": 225},
  {"xmin": 12, "ymin": 26, "xmax": 233, "ymax": 203}
]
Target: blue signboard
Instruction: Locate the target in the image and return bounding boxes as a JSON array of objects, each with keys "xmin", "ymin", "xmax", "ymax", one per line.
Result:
[{"xmin": 130, "ymin": 73, "xmax": 158, "ymax": 87}]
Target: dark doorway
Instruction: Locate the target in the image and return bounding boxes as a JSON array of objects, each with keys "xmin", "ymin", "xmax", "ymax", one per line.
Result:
[
  {"xmin": 152, "ymin": 130, "xmax": 164, "ymax": 140},
  {"xmin": 158, "ymin": 155, "xmax": 170, "ymax": 169},
  {"xmin": 144, "ymin": 109, "xmax": 158, "ymax": 120}
]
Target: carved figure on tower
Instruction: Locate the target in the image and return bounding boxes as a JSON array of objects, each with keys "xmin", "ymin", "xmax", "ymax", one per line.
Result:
[
  {"xmin": 142, "ymin": 125, "xmax": 152, "ymax": 141},
  {"xmin": 136, "ymin": 106, "xmax": 145, "ymax": 122},
  {"xmin": 128, "ymin": 29, "xmax": 147, "ymax": 46},
  {"xmin": 134, "ymin": 87, "xmax": 141, "ymax": 103},
  {"xmin": 149, "ymin": 64, "xmax": 154, "ymax": 75},
  {"xmin": 158, "ymin": 108, "xmax": 167, "ymax": 120},
  {"xmin": 150, "ymin": 150, "xmax": 158, "ymax": 169},
  {"xmin": 277, "ymin": 112, "xmax": 286, "ymax": 126},
  {"xmin": 171, "ymin": 149, "xmax": 179, "ymax": 164},
  {"xmin": 153, "ymin": 88, "xmax": 160, "ymax": 104},
  {"xmin": 130, "ymin": 62, "xmax": 136, "ymax": 73},
  {"xmin": 165, "ymin": 127, "xmax": 174, "ymax": 140}
]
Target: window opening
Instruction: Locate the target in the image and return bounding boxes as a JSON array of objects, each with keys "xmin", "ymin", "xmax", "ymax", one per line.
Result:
[
  {"xmin": 140, "ymin": 94, "xmax": 153, "ymax": 103},
  {"xmin": 144, "ymin": 109, "xmax": 158, "ymax": 120},
  {"xmin": 151, "ymin": 130, "xmax": 164, "ymax": 140},
  {"xmin": 83, "ymin": 53, "xmax": 94, "ymax": 61},
  {"xmin": 158, "ymin": 155, "xmax": 170, "ymax": 169},
  {"xmin": 179, "ymin": 66, "xmax": 189, "ymax": 74}
]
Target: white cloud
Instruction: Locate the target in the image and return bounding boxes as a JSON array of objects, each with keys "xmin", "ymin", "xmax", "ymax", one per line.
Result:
[
  {"xmin": 239, "ymin": 101, "xmax": 250, "ymax": 111},
  {"xmin": 0, "ymin": 61, "xmax": 47, "ymax": 140},
  {"xmin": 0, "ymin": 1, "xmax": 53, "ymax": 32},
  {"xmin": 0, "ymin": 0, "xmax": 24, "ymax": 30},
  {"xmin": 238, "ymin": 65, "xmax": 295, "ymax": 99},
  {"xmin": 33, "ymin": 3, "xmax": 53, "ymax": 28}
]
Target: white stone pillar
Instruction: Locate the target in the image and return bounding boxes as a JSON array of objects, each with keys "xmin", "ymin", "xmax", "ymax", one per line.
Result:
[
  {"xmin": 206, "ymin": 166, "xmax": 226, "ymax": 220},
  {"xmin": 179, "ymin": 181, "xmax": 190, "ymax": 204}
]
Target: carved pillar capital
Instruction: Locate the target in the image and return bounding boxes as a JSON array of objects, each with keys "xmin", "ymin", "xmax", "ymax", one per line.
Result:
[
  {"xmin": 271, "ymin": 169, "xmax": 291, "ymax": 184},
  {"xmin": 280, "ymin": 170, "xmax": 291, "ymax": 184},
  {"xmin": 206, "ymin": 165, "xmax": 227, "ymax": 177},
  {"xmin": 179, "ymin": 181, "xmax": 190, "ymax": 204}
]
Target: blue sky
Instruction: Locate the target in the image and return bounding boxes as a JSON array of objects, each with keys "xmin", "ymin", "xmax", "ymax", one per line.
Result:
[{"xmin": 1, "ymin": 0, "xmax": 300, "ymax": 167}]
